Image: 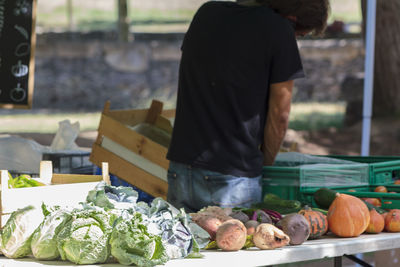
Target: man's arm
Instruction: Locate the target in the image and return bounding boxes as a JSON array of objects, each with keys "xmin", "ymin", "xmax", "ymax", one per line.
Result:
[{"xmin": 262, "ymin": 80, "xmax": 294, "ymax": 166}]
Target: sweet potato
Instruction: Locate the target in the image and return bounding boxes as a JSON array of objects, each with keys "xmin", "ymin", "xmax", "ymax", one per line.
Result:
[
  {"xmin": 216, "ymin": 219, "xmax": 247, "ymax": 251},
  {"xmin": 252, "ymin": 223, "xmax": 290, "ymax": 250}
]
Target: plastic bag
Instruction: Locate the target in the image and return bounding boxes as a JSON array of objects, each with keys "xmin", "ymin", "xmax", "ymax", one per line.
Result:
[
  {"xmin": 0, "ymin": 136, "xmax": 47, "ymax": 174},
  {"xmin": 274, "ymin": 152, "xmax": 359, "ymax": 167},
  {"xmin": 273, "ymin": 152, "xmax": 369, "ymax": 188},
  {"xmin": 50, "ymin": 120, "xmax": 80, "ymax": 151}
]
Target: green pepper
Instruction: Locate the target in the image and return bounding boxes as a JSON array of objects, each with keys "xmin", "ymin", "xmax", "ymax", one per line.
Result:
[{"xmin": 25, "ymin": 178, "xmax": 42, "ymax": 187}]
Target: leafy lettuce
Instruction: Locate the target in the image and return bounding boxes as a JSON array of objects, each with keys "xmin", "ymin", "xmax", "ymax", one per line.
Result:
[
  {"xmin": 30, "ymin": 206, "xmax": 72, "ymax": 260},
  {"xmin": 0, "ymin": 205, "xmax": 44, "ymax": 258},
  {"xmin": 110, "ymin": 213, "xmax": 168, "ymax": 266},
  {"xmin": 56, "ymin": 208, "xmax": 112, "ymax": 264}
]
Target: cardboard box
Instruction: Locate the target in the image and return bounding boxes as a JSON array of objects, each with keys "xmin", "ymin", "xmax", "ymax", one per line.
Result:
[
  {"xmin": 90, "ymin": 100, "xmax": 175, "ymax": 200},
  {"xmin": 0, "ymin": 161, "xmax": 110, "ymax": 226}
]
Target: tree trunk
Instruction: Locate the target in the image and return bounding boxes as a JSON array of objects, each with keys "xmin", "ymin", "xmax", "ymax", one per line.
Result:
[
  {"xmin": 371, "ymin": 1, "xmax": 400, "ymax": 116},
  {"xmin": 117, "ymin": 0, "xmax": 132, "ymax": 42},
  {"xmin": 67, "ymin": 0, "xmax": 73, "ymax": 31}
]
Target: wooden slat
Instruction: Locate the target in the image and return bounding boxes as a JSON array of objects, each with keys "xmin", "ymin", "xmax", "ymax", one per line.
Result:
[
  {"xmin": 108, "ymin": 109, "xmax": 148, "ymax": 126},
  {"xmin": 51, "ymin": 174, "xmax": 103, "ymax": 184},
  {"xmin": 1, "ymin": 170, "xmax": 100, "ymax": 226},
  {"xmin": 90, "ymin": 144, "xmax": 168, "ymax": 199},
  {"xmin": 145, "ymin": 100, "xmax": 163, "ymax": 124},
  {"xmin": 107, "ymin": 108, "xmax": 175, "ymax": 125},
  {"xmin": 97, "ymin": 114, "xmax": 169, "ymax": 169},
  {"xmin": 161, "ymin": 109, "xmax": 176, "ymax": 118}
]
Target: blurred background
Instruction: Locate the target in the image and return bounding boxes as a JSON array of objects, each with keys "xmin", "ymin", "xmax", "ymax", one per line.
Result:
[{"xmin": 1, "ymin": 0, "xmax": 399, "ymax": 157}]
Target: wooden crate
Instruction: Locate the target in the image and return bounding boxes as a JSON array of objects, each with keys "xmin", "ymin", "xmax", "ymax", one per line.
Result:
[
  {"xmin": 90, "ymin": 100, "xmax": 175, "ymax": 200},
  {"xmin": 0, "ymin": 161, "xmax": 110, "ymax": 227}
]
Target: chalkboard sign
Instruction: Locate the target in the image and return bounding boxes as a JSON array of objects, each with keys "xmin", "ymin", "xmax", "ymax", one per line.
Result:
[{"xmin": 0, "ymin": 0, "xmax": 36, "ymax": 109}]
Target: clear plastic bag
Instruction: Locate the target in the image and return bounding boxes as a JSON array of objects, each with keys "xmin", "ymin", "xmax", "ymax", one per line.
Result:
[{"xmin": 273, "ymin": 152, "xmax": 369, "ymax": 188}]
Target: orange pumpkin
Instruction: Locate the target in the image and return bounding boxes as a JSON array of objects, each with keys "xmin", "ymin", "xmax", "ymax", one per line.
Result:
[
  {"xmin": 327, "ymin": 193, "xmax": 370, "ymax": 237},
  {"xmin": 365, "ymin": 209, "xmax": 385, "ymax": 234},
  {"xmin": 374, "ymin": 186, "xmax": 388, "ymax": 193},
  {"xmin": 298, "ymin": 206, "xmax": 328, "ymax": 239},
  {"xmin": 394, "ymin": 180, "xmax": 400, "ymax": 185},
  {"xmin": 385, "ymin": 209, "xmax": 400, "ymax": 232}
]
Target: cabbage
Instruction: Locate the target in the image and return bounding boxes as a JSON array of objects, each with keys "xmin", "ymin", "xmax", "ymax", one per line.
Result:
[
  {"xmin": 86, "ymin": 182, "xmax": 138, "ymax": 210},
  {"xmin": 145, "ymin": 198, "xmax": 195, "ymax": 259},
  {"xmin": 110, "ymin": 213, "xmax": 168, "ymax": 266},
  {"xmin": 30, "ymin": 208, "xmax": 72, "ymax": 260},
  {"xmin": 0, "ymin": 205, "xmax": 44, "ymax": 258},
  {"xmin": 56, "ymin": 208, "xmax": 112, "ymax": 264}
]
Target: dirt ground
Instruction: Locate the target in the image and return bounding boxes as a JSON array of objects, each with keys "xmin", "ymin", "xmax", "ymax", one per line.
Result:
[{"xmin": 6, "ymin": 117, "xmax": 400, "ymax": 157}]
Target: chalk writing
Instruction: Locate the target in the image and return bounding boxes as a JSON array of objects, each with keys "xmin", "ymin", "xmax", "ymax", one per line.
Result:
[
  {"xmin": 0, "ymin": 0, "xmax": 5, "ymax": 38},
  {"xmin": 0, "ymin": 0, "xmax": 35, "ymax": 108}
]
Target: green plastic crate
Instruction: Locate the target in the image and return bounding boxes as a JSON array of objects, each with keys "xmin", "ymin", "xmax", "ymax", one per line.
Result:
[
  {"xmin": 335, "ymin": 185, "xmax": 400, "ymax": 210},
  {"xmin": 262, "ymin": 161, "xmax": 369, "ymax": 205},
  {"xmin": 326, "ymin": 155, "xmax": 400, "ymax": 185}
]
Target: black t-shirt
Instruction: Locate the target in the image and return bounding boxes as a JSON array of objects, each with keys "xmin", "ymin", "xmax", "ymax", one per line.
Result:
[{"xmin": 167, "ymin": 1, "xmax": 305, "ymax": 177}]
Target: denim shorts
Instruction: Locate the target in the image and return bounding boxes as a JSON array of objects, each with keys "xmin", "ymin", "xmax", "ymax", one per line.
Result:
[{"xmin": 167, "ymin": 161, "xmax": 262, "ymax": 213}]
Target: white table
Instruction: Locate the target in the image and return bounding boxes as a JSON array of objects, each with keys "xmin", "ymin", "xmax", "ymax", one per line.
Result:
[{"xmin": 1, "ymin": 232, "xmax": 399, "ymax": 267}]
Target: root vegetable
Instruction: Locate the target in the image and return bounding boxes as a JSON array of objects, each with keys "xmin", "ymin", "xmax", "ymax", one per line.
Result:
[
  {"xmin": 276, "ymin": 213, "xmax": 310, "ymax": 245},
  {"xmin": 252, "ymin": 223, "xmax": 290, "ymax": 250},
  {"xmin": 244, "ymin": 220, "xmax": 260, "ymax": 235},
  {"xmin": 216, "ymin": 219, "xmax": 247, "ymax": 251},
  {"xmin": 252, "ymin": 210, "xmax": 272, "ymax": 224},
  {"xmin": 194, "ymin": 215, "xmax": 223, "ymax": 240},
  {"xmin": 190, "ymin": 206, "xmax": 232, "ymax": 223},
  {"xmin": 230, "ymin": 211, "xmax": 250, "ymax": 224}
]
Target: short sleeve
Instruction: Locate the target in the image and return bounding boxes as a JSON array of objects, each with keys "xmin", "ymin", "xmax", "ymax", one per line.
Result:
[
  {"xmin": 181, "ymin": 1, "xmax": 213, "ymax": 52},
  {"xmin": 269, "ymin": 20, "xmax": 305, "ymax": 84}
]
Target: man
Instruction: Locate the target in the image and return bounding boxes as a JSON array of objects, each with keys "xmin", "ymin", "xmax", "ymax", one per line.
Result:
[{"xmin": 166, "ymin": 0, "xmax": 330, "ymax": 212}]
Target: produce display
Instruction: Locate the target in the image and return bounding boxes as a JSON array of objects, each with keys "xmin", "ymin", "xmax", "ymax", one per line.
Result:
[
  {"xmin": 0, "ymin": 182, "xmax": 209, "ymax": 266},
  {"xmin": 3, "ymin": 169, "xmax": 400, "ymax": 265},
  {"xmin": 190, "ymin": 182, "xmax": 400, "ymax": 254}
]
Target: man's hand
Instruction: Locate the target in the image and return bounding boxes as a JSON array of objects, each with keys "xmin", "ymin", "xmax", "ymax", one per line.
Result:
[{"xmin": 262, "ymin": 80, "xmax": 294, "ymax": 166}]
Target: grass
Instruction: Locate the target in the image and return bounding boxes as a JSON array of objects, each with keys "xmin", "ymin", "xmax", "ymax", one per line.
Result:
[
  {"xmin": 289, "ymin": 102, "xmax": 346, "ymax": 131},
  {"xmin": 0, "ymin": 103, "xmax": 345, "ymax": 133},
  {"xmin": 0, "ymin": 113, "xmax": 101, "ymax": 133}
]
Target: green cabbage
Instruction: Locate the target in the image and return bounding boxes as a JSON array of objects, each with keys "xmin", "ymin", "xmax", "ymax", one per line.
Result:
[
  {"xmin": 56, "ymin": 208, "xmax": 112, "ymax": 264},
  {"xmin": 0, "ymin": 205, "xmax": 44, "ymax": 258},
  {"xmin": 110, "ymin": 213, "xmax": 168, "ymax": 267},
  {"xmin": 30, "ymin": 207, "xmax": 72, "ymax": 260}
]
